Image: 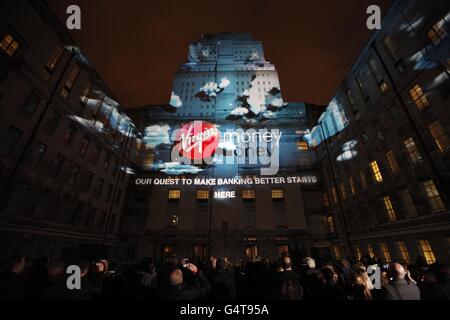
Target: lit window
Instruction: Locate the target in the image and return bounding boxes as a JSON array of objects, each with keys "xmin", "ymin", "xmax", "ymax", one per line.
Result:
[
  {"xmin": 355, "ymin": 245, "xmax": 362, "ymax": 261},
  {"xmin": 384, "ymin": 36, "xmax": 399, "ymax": 61},
  {"xmin": 427, "ymin": 19, "xmax": 448, "ymax": 46},
  {"xmin": 243, "ymin": 189, "xmax": 255, "ymax": 200},
  {"xmin": 43, "ymin": 46, "xmax": 64, "ymax": 80},
  {"xmin": 0, "ymin": 33, "xmax": 20, "ymax": 58},
  {"xmin": 409, "ymin": 84, "xmax": 429, "ymax": 110},
  {"xmin": 383, "ymin": 196, "xmax": 397, "ymax": 222},
  {"xmin": 168, "ymin": 189, "xmax": 181, "ymax": 200},
  {"xmin": 297, "ymin": 141, "xmax": 309, "ymax": 151},
  {"xmin": 359, "ymin": 170, "xmax": 368, "ymax": 188},
  {"xmin": 326, "ymin": 216, "xmax": 335, "ymax": 233},
  {"xmin": 323, "ymin": 192, "xmax": 330, "ymax": 207},
  {"xmin": 386, "ymin": 151, "xmax": 400, "ymax": 175},
  {"xmin": 272, "ymin": 189, "xmax": 284, "ymax": 200},
  {"xmin": 367, "ymin": 244, "xmax": 375, "ymax": 259},
  {"xmin": 399, "ymin": 189, "xmax": 418, "ymax": 218},
  {"xmin": 332, "ymin": 245, "xmax": 341, "ymax": 260},
  {"xmin": 197, "ymin": 190, "xmax": 209, "ymax": 200},
  {"xmin": 61, "ymin": 65, "xmax": 80, "ymax": 98},
  {"xmin": 339, "ymin": 182, "xmax": 347, "ymax": 200},
  {"xmin": 380, "ymin": 243, "xmax": 392, "ymax": 262},
  {"xmin": 348, "ymin": 176, "xmax": 356, "ymax": 197},
  {"xmin": 379, "ymin": 81, "xmax": 389, "ymax": 93},
  {"xmin": 422, "ymin": 180, "xmax": 446, "ymax": 213},
  {"xmin": 331, "ymin": 187, "xmax": 339, "ymax": 204},
  {"xmin": 418, "ymin": 240, "xmax": 436, "ymax": 265},
  {"xmin": 404, "ymin": 138, "xmax": 423, "ymax": 164},
  {"xmin": 171, "ymin": 215, "xmax": 180, "ymax": 226},
  {"xmin": 396, "ymin": 241, "xmax": 411, "ymax": 264},
  {"xmin": 428, "ymin": 121, "xmax": 450, "ymax": 152},
  {"xmin": 370, "ymin": 161, "xmax": 383, "ymax": 183}
]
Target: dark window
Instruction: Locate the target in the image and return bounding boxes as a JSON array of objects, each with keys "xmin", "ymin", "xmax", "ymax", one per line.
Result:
[
  {"xmin": 22, "ymin": 92, "xmax": 41, "ymax": 117},
  {"xmin": 97, "ymin": 211, "xmax": 107, "ymax": 231},
  {"xmin": 91, "ymin": 145, "xmax": 101, "ymax": 165},
  {"xmin": 86, "ymin": 207, "xmax": 97, "ymax": 229},
  {"xmin": 67, "ymin": 162, "xmax": 81, "ymax": 186},
  {"xmin": 0, "ymin": 126, "xmax": 23, "ymax": 156},
  {"xmin": 0, "ymin": 66, "xmax": 8, "ymax": 83},
  {"xmin": 111, "ymin": 160, "xmax": 119, "ymax": 177},
  {"xmin": 25, "ymin": 142, "xmax": 47, "ymax": 169},
  {"xmin": 80, "ymin": 136, "xmax": 90, "ymax": 156},
  {"xmin": 63, "ymin": 124, "xmax": 77, "ymax": 145},
  {"xmin": 94, "ymin": 178, "xmax": 104, "ymax": 198},
  {"xmin": 106, "ymin": 183, "xmax": 114, "ymax": 201},
  {"xmin": 81, "ymin": 171, "xmax": 94, "ymax": 191},
  {"xmin": 43, "ymin": 109, "xmax": 61, "ymax": 136},
  {"xmin": 109, "ymin": 215, "xmax": 116, "ymax": 232},
  {"xmin": 50, "ymin": 154, "xmax": 65, "ymax": 178},
  {"xmin": 115, "ymin": 189, "xmax": 122, "ymax": 206},
  {"xmin": 69, "ymin": 201, "xmax": 84, "ymax": 225},
  {"xmin": 103, "ymin": 154, "xmax": 111, "ymax": 170}
]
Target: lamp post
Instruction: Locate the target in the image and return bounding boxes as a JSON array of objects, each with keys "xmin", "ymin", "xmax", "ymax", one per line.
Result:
[{"xmin": 318, "ymin": 121, "xmax": 354, "ymax": 260}]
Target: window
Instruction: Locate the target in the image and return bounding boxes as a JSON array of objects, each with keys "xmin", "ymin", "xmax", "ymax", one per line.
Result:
[
  {"xmin": 22, "ymin": 92, "xmax": 41, "ymax": 117},
  {"xmin": 80, "ymin": 136, "xmax": 90, "ymax": 156},
  {"xmin": 332, "ymin": 245, "xmax": 341, "ymax": 260},
  {"xmin": 63, "ymin": 124, "xmax": 77, "ymax": 145},
  {"xmin": 104, "ymin": 154, "xmax": 111, "ymax": 170},
  {"xmin": 367, "ymin": 244, "xmax": 375, "ymax": 259},
  {"xmin": 348, "ymin": 177, "xmax": 356, "ymax": 196},
  {"xmin": 43, "ymin": 46, "xmax": 64, "ymax": 80},
  {"xmin": 380, "ymin": 243, "xmax": 392, "ymax": 262},
  {"xmin": 61, "ymin": 64, "xmax": 80, "ymax": 98},
  {"xmin": 399, "ymin": 189, "xmax": 418, "ymax": 218},
  {"xmin": 67, "ymin": 162, "xmax": 81, "ymax": 186},
  {"xmin": 115, "ymin": 189, "xmax": 122, "ymax": 206},
  {"xmin": 323, "ymin": 192, "xmax": 330, "ymax": 207},
  {"xmin": 81, "ymin": 171, "xmax": 94, "ymax": 191},
  {"xmin": 396, "ymin": 241, "xmax": 411, "ymax": 264},
  {"xmin": 25, "ymin": 142, "xmax": 47, "ymax": 169},
  {"xmin": 0, "ymin": 33, "xmax": 20, "ymax": 58},
  {"xmin": 169, "ymin": 189, "xmax": 181, "ymax": 200},
  {"xmin": 43, "ymin": 109, "xmax": 61, "ymax": 136},
  {"xmin": 359, "ymin": 170, "xmax": 368, "ymax": 188},
  {"xmin": 272, "ymin": 189, "xmax": 284, "ymax": 200},
  {"xmin": 339, "ymin": 182, "xmax": 347, "ymax": 200},
  {"xmin": 243, "ymin": 189, "xmax": 255, "ymax": 200},
  {"xmin": 50, "ymin": 154, "xmax": 65, "ymax": 178},
  {"xmin": 409, "ymin": 84, "xmax": 429, "ymax": 110},
  {"xmin": 379, "ymin": 81, "xmax": 389, "ymax": 93},
  {"xmin": 197, "ymin": 190, "xmax": 209, "ymax": 200},
  {"xmin": 404, "ymin": 138, "xmax": 423, "ymax": 164},
  {"xmin": 428, "ymin": 121, "xmax": 450, "ymax": 152},
  {"xmin": 370, "ymin": 161, "xmax": 383, "ymax": 183},
  {"xmin": 0, "ymin": 126, "xmax": 23, "ymax": 156},
  {"xmin": 427, "ymin": 19, "xmax": 448, "ymax": 46},
  {"xmin": 297, "ymin": 141, "xmax": 309, "ymax": 151},
  {"xmin": 332, "ymin": 187, "xmax": 339, "ymax": 204},
  {"xmin": 383, "ymin": 36, "xmax": 399, "ymax": 61},
  {"xmin": 386, "ymin": 151, "xmax": 400, "ymax": 175},
  {"xmin": 418, "ymin": 240, "xmax": 436, "ymax": 265},
  {"xmin": 94, "ymin": 178, "xmax": 104, "ymax": 198},
  {"xmin": 355, "ymin": 245, "xmax": 362, "ymax": 261},
  {"xmin": 383, "ymin": 196, "xmax": 397, "ymax": 222},
  {"xmin": 91, "ymin": 145, "xmax": 101, "ymax": 165},
  {"xmin": 325, "ymin": 216, "xmax": 335, "ymax": 233},
  {"xmin": 347, "ymin": 89, "xmax": 355, "ymax": 105},
  {"xmin": 106, "ymin": 184, "xmax": 114, "ymax": 201},
  {"xmin": 422, "ymin": 180, "xmax": 446, "ymax": 213}
]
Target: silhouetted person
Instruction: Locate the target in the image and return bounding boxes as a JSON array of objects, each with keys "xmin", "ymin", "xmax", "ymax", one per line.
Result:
[
  {"xmin": 165, "ymin": 263, "xmax": 211, "ymax": 300},
  {"xmin": 0, "ymin": 255, "xmax": 26, "ymax": 300},
  {"xmin": 275, "ymin": 257, "xmax": 303, "ymax": 300}
]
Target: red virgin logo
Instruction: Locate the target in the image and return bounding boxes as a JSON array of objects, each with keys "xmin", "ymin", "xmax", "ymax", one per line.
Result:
[{"xmin": 177, "ymin": 121, "xmax": 220, "ymax": 160}]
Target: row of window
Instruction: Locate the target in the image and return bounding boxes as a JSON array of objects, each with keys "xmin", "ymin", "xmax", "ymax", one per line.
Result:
[{"xmin": 168, "ymin": 189, "xmax": 284, "ymax": 201}]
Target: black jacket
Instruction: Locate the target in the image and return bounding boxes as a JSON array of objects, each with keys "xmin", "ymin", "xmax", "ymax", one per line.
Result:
[
  {"xmin": 0, "ymin": 270, "xmax": 24, "ymax": 300},
  {"xmin": 165, "ymin": 272, "xmax": 211, "ymax": 301},
  {"xmin": 386, "ymin": 279, "xmax": 421, "ymax": 300}
]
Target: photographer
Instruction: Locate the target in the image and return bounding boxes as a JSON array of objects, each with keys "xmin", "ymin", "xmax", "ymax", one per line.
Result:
[{"xmin": 164, "ymin": 262, "xmax": 211, "ymax": 300}]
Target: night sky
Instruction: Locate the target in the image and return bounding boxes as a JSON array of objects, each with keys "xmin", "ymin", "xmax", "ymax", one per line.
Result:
[{"xmin": 47, "ymin": 0, "xmax": 391, "ymax": 108}]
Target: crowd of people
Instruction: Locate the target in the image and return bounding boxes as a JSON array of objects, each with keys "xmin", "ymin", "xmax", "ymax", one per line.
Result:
[{"xmin": 0, "ymin": 253, "xmax": 449, "ymax": 300}]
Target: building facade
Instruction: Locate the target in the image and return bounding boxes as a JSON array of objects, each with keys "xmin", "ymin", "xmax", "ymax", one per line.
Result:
[
  {"xmin": 0, "ymin": 0, "xmax": 135, "ymax": 263},
  {"xmin": 309, "ymin": 0, "xmax": 450, "ymax": 265}
]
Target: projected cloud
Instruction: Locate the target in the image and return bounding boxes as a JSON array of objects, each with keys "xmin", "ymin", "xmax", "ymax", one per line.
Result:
[
  {"xmin": 230, "ymin": 107, "xmax": 249, "ymax": 116},
  {"xmin": 336, "ymin": 140, "xmax": 358, "ymax": 162},
  {"xmin": 170, "ymin": 92, "xmax": 183, "ymax": 108},
  {"xmin": 218, "ymin": 141, "xmax": 237, "ymax": 151},
  {"xmin": 150, "ymin": 162, "xmax": 203, "ymax": 175},
  {"xmin": 143, "ymin": 124, "xmax": 171, "ymax": 148},
  {"xmin": 197, "ymin": 77, "xmax": 231, "ymax": 101}
]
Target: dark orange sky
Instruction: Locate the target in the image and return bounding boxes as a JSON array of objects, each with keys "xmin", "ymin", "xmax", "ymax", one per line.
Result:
[{"xmin": 47, "ymin": 0, "xmax": 391, "ymax": 108}]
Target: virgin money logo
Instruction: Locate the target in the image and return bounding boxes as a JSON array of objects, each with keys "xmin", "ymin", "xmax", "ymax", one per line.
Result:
[{"xmin": 176, "ymin": 121, "xmax": 220, "ymax": 160}]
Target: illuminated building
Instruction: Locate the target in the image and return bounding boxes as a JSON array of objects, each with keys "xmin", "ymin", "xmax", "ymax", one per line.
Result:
[
  {"xmin": 119, "ymin": 33, "xmax": 329, "ymax": 261},
  {"xmin": 0, "ymin": 0, "xmax": 135, "ymax": 262},
  {"xmin": 311, "ymin": 0, "xmax": 450, "ymax": 264}
]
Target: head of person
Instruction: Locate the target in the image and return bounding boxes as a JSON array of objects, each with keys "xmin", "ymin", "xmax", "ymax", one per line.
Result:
[
  {"xmin": 282, "ymin": 256, "xmax": 292, "ymax": 271},
  {"xmin": 210, "ymin": 257, "xmax": 218, "ymax": 269},
  {"xmin": 303, "ymin": 257, "xmax": 316, "ymax": 270},
  {"xmin": 48, "ymin": 261, "xmax": 65, "ymax": 278},
  {"xmin": 388, "ymin": 262, "xmax": 407, "ymax": 280},
  {"xmin": 7, "ymin": 255, "xmax": 25, "ymax": 274},
  {"xmin": 341, "ymin": 258, "xmax": 351, "ymax": 269},
  {"xmin": 322, "ymin": 266, "xmax": 338, "ymax": 285},
  {"xmin": 78, "ymin": 260, "xmax": 90, "ymax": 277},
  {"xmin": 169, "ymin": 269, "xmax": 183, "ymax": 286}
]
